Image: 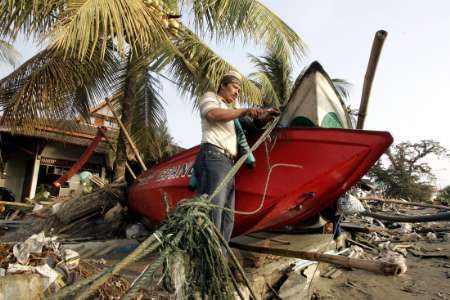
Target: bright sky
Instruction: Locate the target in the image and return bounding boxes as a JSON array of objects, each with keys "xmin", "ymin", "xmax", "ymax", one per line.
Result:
[{"xmin": 1, "ymin": 0, "xmax": 449, "ymax": 187}]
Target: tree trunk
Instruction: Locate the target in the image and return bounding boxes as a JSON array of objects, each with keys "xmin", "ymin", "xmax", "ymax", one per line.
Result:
[{"xmin": 114, "ymin": 56, "xmax": 140, "ymax": 179}]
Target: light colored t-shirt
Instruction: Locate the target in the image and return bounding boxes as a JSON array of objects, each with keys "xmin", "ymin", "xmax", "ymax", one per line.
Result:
[{"xmin": 199, "ymin": 91, "xmax": 237, "ymax": 156}]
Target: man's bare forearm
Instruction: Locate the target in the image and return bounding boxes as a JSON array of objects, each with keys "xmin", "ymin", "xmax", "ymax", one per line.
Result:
[{"xmin": 206, "ymin": 108, "xmax": 249, "ymax": 122}]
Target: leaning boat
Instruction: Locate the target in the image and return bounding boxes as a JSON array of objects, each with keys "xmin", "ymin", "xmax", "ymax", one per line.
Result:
[{"xmin": 128, "ymin": 62, "xmax": 392, "ymax": 237}]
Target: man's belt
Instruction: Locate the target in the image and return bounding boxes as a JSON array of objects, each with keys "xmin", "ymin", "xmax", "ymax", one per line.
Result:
[{"xmin": 202, "ymin": 143, "xmax": 236, "ymax": 161}]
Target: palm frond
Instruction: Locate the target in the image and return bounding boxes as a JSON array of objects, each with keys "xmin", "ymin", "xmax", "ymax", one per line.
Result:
[
  {"xmin": 0, "ymin": 0, "xmax": 61, "ymax": 40},
  {"xmin": 155, "ymin": 27, "xmax": 262, "ymax": 105},
  {"xmin": 129, "ymin": 69, "xmax": 166, "ymax": 148},
  {"xmin": 331, "ymin": 78, "xmax": 352, "ymax": 100},
  {"xmin": 188, "ymin": 0, "xmax": 306, "ymax": 61},
  {"xmin": 248, "ymin": 74, "xmax": 280, "ymax": 107},
  {"xmin": 163, "ymin": 0, "xmax": 181, "ymax": 14},
  {"xmin": 0, "ymin": 39, "xmax": 21, "ymax": 66},
  {"xmin": 138, "ymin": 121, "xmax": 178, "ymax": 163},
  {"xmin": 0, "ymin": 45, "xmax": 121, "ymax": 132},
  {"xmin": 129, "ymin": 68, "xmax": 174, "ymax": 163},
  {"xmin": 49, "ymin": 0, "xmax": 167, "ymax": 61},
  {"xmin": 248, "ymin": 51, "xmax": 292, "ymax": 106}
]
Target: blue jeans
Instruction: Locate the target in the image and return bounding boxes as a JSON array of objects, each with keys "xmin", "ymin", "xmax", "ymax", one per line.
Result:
[{"xmin": 193, "ymin": 143, "xmax": 235, "ymax": 243}]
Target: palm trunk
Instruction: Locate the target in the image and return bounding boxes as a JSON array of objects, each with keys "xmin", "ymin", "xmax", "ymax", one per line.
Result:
[{"xmin": 114, "ymin": 56, "xmax": 139, "ymax": 179}]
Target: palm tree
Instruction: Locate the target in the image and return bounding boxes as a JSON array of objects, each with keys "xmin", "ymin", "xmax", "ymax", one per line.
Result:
[
  {"xmin": 249, "ymin": 50, "xmax": 352, "ymax": 109},
  {"xmin": 248, "ymin": 50, "xmax": 293, "ymax": 107},
  {"xmin": 0, "ymin": 0, "xmax": 305, "ymax": 177},
  {"xmin": 0, "ymin": 39, "xmax": 20, "ymax": 67}
]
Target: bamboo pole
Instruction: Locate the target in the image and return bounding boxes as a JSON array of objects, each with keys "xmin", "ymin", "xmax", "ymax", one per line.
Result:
[
  {"xmin": 104, "ymin": 97, "xmax": 147, "ymax": 172},
  {"xmin": 360, "ymin": 196, "xmax": 450, "ymax": 210},
  {"xmin": 356, "ymin": 30, "xmax": 388, "ymax": 129},
  {"xmin": 229, "ymin": 242, "xmax": 403, "ymax": 276}
]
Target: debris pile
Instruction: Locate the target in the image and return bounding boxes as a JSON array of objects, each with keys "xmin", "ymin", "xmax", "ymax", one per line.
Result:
[
  {"xmin": 1, "ymin": 181, "xmax": 130, "ymax": 243},
  {"xmin": 309, "ymin": 194, "xmax": 450, "ymax": 299},
  {"xmin": 1, "ymin": 182, "xmax": 449, "ymax": 299},
  {"xmin": 0, "ymin": 232, "xmax": 129, "ymax": 299}
]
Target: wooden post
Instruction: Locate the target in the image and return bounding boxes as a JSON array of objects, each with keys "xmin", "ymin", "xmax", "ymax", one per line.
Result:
[
  {"xmin": 356, "ymin": 30, "xmax": 388, "ymax": 129},
  {"xmin": 230, "ymin": 242, "xmax": 403, "ymax": 276},
  {"xmin": 360, "ymin": 196, "xmax": 450, "ymax": 210},
  {"xmin": 28, "ymin": 153, "xmax": 41, "ymax": 199},
  {"xmin": 104, "ymin": 98, "xmax": 147, "ymax": 172},
  {"xmin": 98, "ymin": 128, "xmax": 137, "ymax": 180}
]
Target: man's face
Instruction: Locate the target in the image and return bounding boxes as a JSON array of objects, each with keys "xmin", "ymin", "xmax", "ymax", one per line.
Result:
[{"xmin": 220, "ymin": 82, "xmax": 241, "ymax": 104}]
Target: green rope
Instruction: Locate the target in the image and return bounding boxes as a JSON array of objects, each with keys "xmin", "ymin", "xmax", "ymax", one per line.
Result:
[
  {"xmin": 208, "ymin": 219, "xmax": 258, "ymax": 300},
  {"xmin": 123, "ymin": 230, "xmax": 184, "ymax": 300},
  {"xmin": 49, "ymin": 232, "xmax": 163, "ymax": 300},
  {"xmin": 56, "ymin": 118, "xmax": 280, "ymax": 299}
]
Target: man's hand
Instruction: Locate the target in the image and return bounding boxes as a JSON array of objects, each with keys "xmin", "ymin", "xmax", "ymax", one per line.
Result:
[
  {"xmin": 244, "ymin": 107, "xmax": 265, "ymax": 118},
  {"xmin": 254, "ymin": 107, "xmax": 281, "ymax": 126}
]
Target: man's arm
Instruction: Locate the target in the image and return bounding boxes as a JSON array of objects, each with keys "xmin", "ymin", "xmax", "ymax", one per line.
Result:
[{"xmin": 206, "ymin": 108, "xmax": 263, "ymax": 122}]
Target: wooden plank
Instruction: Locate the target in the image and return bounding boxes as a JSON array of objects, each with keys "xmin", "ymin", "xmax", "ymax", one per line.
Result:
[
  {"xmin": 0, "ymin": 201, "xmax": 33, "ymax": 208},
  {"xmin": 230, "ymin": 241, "xmax": 403, "ymax": 276},
  {"xmin": 360, "ymin": 196, "xmax": 449, "ymax": 210}
]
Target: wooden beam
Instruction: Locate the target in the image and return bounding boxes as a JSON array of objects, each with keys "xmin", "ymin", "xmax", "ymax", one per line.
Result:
[
  {"xmin": 0, "ymin": 201, "xmax": 33, "ymax": 208},
  {"xmin": 360, "ymin": 196, "xmax": 449, "ymax": 210},
  {"xmin": 105, "ymin": 97, "xmax": 147, "ymax": 172},
  {"xmin": 230, "ymin": 242, "xmax": 403, "ymax": 276}
]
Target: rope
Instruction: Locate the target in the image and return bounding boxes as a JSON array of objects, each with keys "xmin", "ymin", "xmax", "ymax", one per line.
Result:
[
  {"xmin": 306, "ymin": 214, "xmax": 344, "ymax": 298},
  {"xmin": 208, "ymin": 116, "xmax": 280, "ymax": 201},
  {"xmin": 207, "ymin": 219, "xmax": 258, "ymax": 300},
  {"xmin": 50, "ymin": 232, "xmax": 164, "ymax": 299},
  {"xmin": 182, "ymin": 116, "xmax": 304, "ymax": 215},
  {"xmin": 123, "ymin": 231, "xmax": 184, "ymax": 300},
  {"xmin": 182, "ymin": 163, "xmax": 303, "ymax": 215}
]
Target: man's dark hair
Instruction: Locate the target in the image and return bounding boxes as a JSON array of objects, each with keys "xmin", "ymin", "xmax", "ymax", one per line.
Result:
[{"xmin": 218, "ymin": 75, "xmax": 241, "ymax": 93}]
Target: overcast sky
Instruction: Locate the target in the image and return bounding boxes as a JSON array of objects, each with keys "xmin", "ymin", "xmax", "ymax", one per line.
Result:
[{"xmin": 1, "ymin": 0, "xmax": 449, "ymax": 187}]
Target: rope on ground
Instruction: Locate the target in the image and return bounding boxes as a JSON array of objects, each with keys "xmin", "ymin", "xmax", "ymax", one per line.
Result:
[
  {"xmin": 122, "ymin": 231, "xmax": 184, "ymax": 300},
  {"xmin": 208, "ymin": 219, "xmax": 258, "ymax": 300},
  {"xmin": 49, "ymin": 232, "xmax": 163, "ymax": 299},
  {"xmin": 306, "ymin": 214, "xmax": 344, "ymax": 298}
]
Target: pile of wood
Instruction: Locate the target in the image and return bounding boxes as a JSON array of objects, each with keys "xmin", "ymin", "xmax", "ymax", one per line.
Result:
[{"xmin": 1, "ymin": 181, "xmax": 129, "ymax": 243}]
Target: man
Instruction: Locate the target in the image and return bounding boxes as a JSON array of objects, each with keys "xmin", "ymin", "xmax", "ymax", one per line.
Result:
[{"xmin": 192, "ymin": 70, "xmax": 272, "ymax": 243}]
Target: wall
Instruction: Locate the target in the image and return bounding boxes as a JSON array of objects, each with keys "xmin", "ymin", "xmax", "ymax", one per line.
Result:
[{"xmin": 1, "ymin": 151, "xmax": 27, "ymax": 200}]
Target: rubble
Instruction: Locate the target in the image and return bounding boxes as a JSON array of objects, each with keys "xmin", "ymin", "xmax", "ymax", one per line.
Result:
[
  {"xmin": 1, "ymin": 186, "xmax": 450, "ymax": 299},
  {"xmin": 0, "ymin": 231, "xmax": 130, "ymax": 299}
]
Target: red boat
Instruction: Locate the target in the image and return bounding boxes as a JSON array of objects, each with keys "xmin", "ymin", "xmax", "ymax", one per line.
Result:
[{"xmin": 128, "ymin": 62, "xmax": 393, "ymax": 237}]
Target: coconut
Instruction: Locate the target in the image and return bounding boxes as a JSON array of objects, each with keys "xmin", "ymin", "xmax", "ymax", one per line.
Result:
[{"xmin": 169, "ymin": 19, "xmax": 180, "ymax": 30}]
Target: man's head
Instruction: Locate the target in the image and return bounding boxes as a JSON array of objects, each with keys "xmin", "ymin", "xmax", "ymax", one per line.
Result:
[{"xmin": 218, "ymin": 70, "xmax": 242, "ymax": 104}]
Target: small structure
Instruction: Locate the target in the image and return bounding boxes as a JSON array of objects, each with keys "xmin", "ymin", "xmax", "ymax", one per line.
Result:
[{"xmin": 0, "ymin": 100, "xmax": 119, "ymax": 201}]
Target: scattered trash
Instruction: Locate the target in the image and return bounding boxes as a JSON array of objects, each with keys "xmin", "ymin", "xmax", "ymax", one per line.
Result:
[
  {"xmin": 338, "ymin": 193, "xmax": 366, "ymax": 214},
  {"xmin": 126, "ymin": 222, "xmax": 150, "ymax": 240},
  {"xmin": 426, "ymin": 232, "xmax": 438, "ymax": 241},
  {"xmin": 1, "ymin": 183, "xmax": 450, "ymax": 299}
]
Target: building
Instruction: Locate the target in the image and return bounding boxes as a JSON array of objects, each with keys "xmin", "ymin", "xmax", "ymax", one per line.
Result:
[{"xmin": 0, "ymin": 99, "xmax": 119, "ymax": 201}]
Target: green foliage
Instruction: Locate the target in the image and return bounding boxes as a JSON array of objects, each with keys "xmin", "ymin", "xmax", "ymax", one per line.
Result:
[
  {"xmin": 368, "ymin": 139, "xmax": 447, "ymax": 202},
  {"xmin": 0, "ymin": 39, "xmax": 20, "ymax": 66},
  {"xmin": 248, "ymin": 50, "xmax": 293, "ymax": 107},
  {"xmin": 435, "ymin": 185, "xmax": 450, "ymax": 205},
  {"xmin": 331, "ymin": 78, "xmax": 352, "ymax": 101},
  {"xmin": 0, "ymin": 0, "xmax": 306, "ymax": 176}
]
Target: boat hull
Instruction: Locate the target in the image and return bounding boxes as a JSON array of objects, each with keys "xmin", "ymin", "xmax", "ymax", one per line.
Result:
[{"xmin": 128, "ymin": 128, "xmax": 392, "ymax": 236}]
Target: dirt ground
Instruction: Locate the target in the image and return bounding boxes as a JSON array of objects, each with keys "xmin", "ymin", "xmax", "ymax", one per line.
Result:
[{"xmin": 311, "ymin": 239, "xmax": 450, "ymax": 300}]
